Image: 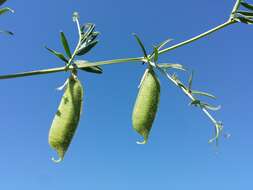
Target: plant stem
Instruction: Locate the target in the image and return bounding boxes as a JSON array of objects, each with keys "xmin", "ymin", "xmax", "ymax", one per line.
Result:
[
  {"xmin": 0, "ymin": 57, "xmax": 144, "ymax": 80},
  {"xmin": 158, "ymin": 20, "xmax": 236, "ymax": 55},
  {"xmin": 0, "ymin": 19, "xmax": 237, "ymax": 80}
]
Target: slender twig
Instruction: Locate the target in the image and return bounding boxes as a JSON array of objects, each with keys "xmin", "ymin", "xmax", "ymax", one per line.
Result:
[
  {"xmin": 158, "ymin": 20, "xmax": 236, "ymax": 55},
  {"xmin": 0, "ymin": 57, "xmax": 144, "ymax": 80}
]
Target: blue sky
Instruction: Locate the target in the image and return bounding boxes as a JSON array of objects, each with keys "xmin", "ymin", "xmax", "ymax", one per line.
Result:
[{"xmin": 0, "ymin": 0, "xmax": 253, "ymax": 189}]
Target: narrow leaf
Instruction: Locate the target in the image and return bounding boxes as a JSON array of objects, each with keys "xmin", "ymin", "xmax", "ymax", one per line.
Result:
[
  {"xmin": 45, "ymin": 47, "xmax": 69, "ymax": 63},
  {"xmin": 60, "ymin": 31, "xmax": 72, "ymax": 58},
  {"xmin": 81, "ymin": 23, "xmax": 95, "ymax": 42},
  {"xmin": 241, "ymin": 2, "xmax": 253, "ymax": 11},
  {"xmin": 201, "ymin": 103, "xmax": 221, "ymax": 111},
  {"xmin": 188, "ymin": 71, "xmax": 194, "ymax": 92},
  {"xmin": 236, "ymin": 16, "xmax": 253, "ymax": 24},
  {"xmin": 237, "ymin": 11, "xmax": 253, "ymax": 16},
  {"xmin": 76, "ymin": 40, "xmax": 98, "ymax": 56},
  {"xmin": 89, "ymin": 31, "xmax": 100, "ymax": 42},
  {"xmin": 79, "ymin": 66, "xmax": 103, "ymax": 74},
  {"xmin": 158, "ymin": 63, "xmax": 186, "ymax": 71},
  {"xmin": 0, "ymin": 7, "xmax": 14, "ymax": 15},
  {"xmin": 157, "ymin": 38, "xmax": 173, "ymax": 50},
  {"xmin": 74, "ymin": 60, "xmax": 103, "ymax": 74},
  {"xmin": 191, "ymin": 90, "xmax": 217, "ymax": 99},
  {"xmin": 153, "ymin": 47, "xmax": 159, "ymax": 63},
  {"xmin": 133, "ymin": 33, "xmax": 148, "ymax": 58},
  {"xmin": 0, "ymin": 30, "xmax": 13, "ymax": 35}
]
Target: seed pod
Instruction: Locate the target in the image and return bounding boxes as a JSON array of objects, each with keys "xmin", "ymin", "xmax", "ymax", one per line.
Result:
[
  {"xmin": 48, "ymin": 73, "xmax": 84, "ymax": 163},
  {"xmin": 132, "ymin": 68, "xmax": 160, "ymax": 144}
]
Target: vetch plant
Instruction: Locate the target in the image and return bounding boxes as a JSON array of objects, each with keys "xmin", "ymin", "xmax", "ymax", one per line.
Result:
[{"xmin": 0, "ymin": 0, "xmax": 252, "ymax": 162}]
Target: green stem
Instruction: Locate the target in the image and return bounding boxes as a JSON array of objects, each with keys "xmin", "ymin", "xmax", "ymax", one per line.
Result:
[
  {"xmin": 0, "ymin": 19, "xmax": 237, "ymax": 80},
  {"xmin": 158, "ymin": 20, "xmax": 236, "ymax": 55},
  {"xmin": 0, "ymin": 57, "xmax": 144, "ymax": 80}
]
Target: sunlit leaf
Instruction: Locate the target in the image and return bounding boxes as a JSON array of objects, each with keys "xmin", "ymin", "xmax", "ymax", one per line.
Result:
[
  {"xmin": 81, "ymin": 23, "xmax": 95, "ymax": 42},
  {"xmin": 45, "ymin": 46, "xmax": 69, "ymax": 63},
  {"xmin": 158, "ymin": 63, "xmax": 186, "ymax": 71},
  {"xmin": 153, "ymin": 47, "xmax": 159, "ymax": 63},
  {"xmin": 133, "ymin": 33, "xmax": 148, "ymax": 58},
  {"xmin": 74, "ymin": 60, "xmax": 103, "ymax": 74},
  {"xmin": 241, "ymin": 2, "xmax": 253, "ymax": 11},
  {"xmin": 235, "ymin": 16, "xmax": 253, "ymax": 24},
  {"xmin": 76, "ymin": 40, "xmax": 98, "ymax": 56},
  {"xmin": 188, "ymin": 71, "xmax": 194, "ymax": 92},
  {"xmin": 0, "ymin": 7, "xmax": 14, "ymax": 15},
  {"xmin": 201, "ymin": 103, "xmax": 221, "ymax": 111},
  {"xmin": 60, "ymin": 31, "xmax": 72, "ymax": 58},
  {"xmin": 191, "ymin": 90, "xmax": 216, "ymax": 99},
  {"xmin": 156, "ymin": 38, "xmax": 173, "ymax": 50},
  {"xmin": 237, "ymin": 11, "xmax": 253, "ymax": 16}
]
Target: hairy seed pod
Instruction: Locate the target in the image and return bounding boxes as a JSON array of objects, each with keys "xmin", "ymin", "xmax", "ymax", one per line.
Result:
[
  {"xmin": 132, "ymin": 68, "xmax": 160, "ymax": 144},
  {"xmin": 49, "ymin": 73, "xmax": 83, "ymax": 163}
]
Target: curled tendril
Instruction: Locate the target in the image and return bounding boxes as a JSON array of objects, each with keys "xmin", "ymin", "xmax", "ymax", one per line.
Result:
[{"xmin": 208, "ymin": 122, "xmax": 223, "ymax": 144}]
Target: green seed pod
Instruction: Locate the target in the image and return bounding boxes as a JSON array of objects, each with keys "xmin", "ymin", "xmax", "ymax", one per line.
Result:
[
  {"xmin": 49, "ymin": 73, "xmax": 83, "ymax": 163},
  {"xmin": 132, "ymin": 68, "xmax": 160, "ymax": 144}
]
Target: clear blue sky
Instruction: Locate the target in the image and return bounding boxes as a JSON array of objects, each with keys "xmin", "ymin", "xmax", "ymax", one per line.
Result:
[{"xmin": 0, "ymin": 0, "xmax": 252, "ymax": 189}]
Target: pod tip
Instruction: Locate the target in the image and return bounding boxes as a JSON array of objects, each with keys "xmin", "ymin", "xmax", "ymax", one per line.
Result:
[
  {"xmin": 51, "ymin": 156, "xmax": 63, "ymax": 163},
  {"xmin": 136, "ymin": 139, "xmax": 147, "ymax": 145}
]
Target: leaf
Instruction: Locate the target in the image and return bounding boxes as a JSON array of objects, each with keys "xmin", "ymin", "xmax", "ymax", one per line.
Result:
[
  {"xmin": 201, "ymin": 103, "xmax": 221, "ymax": 111},
  {"xmin": 188, "ymin": 71, "xmax": 194, "ymax": 92},
  {"xmin": 79, "ymin": 66, "xmax": 103, "ymax": 74},
  {"xmin": 0, "ymin": 30, "xmax": 13, "ymax": 35},
  {"xmin": 0, "ymin": 7, "xmax": 14, "ymax": 15},
  {"xmin": 76, "ymin": 40, "xmax": 98, "ymax": 56},
  {"xmin": 81, "ymin": 23, "xmax": 95, "ymax": 42},
  {"xmin": 89, "ymin": 31, "xmax": 100, "ymax": 42},
  {"xmin": 156, "ymin": 38, "xmax": 173, "ymax": 50},
  {"xmin": 60, "ymin": 31, "xmax": 72, "ymax": 58},
  {"xmin": 191, "ymin": 90, "xmax": 217, "ymax": 99},
  {"xmin": 133, "ymin": 33, "xmax": 148, "ymax": 58},
  {"xmin": 74, "ymin": 60, "xmax": 103, "ymax": 74},
  {"xmin": 45, "ymin": 46, "xmax": 69, "ymax": 63},
  {"xmin": 235, "ymin": 16, "xmax": 253, "ymax": 24},
  {"xmin": 241, "ymin": 2, "xmax": 253, "ymax": 11},
  {"xmin": 0, "ymin": 0, "xmax": 7, "ymax": 6},
  {"xmin": 237, "ymin": 11, "xmax": 253, "ymax": 16},
  {"xmin": 153, "ymin": 47, "xmax": 159, "ymax": 63},
  {"xmin": 158, "ymin": 63, "xmax": 186, "ymax": 71}
]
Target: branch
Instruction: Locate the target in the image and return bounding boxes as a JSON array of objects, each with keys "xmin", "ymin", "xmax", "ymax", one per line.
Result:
[
  {"xmin": 0, "ymin": 57, "xmax": 144, "ymax": 80},
  {"xmin": 158, "ymin": 20, "xmax": 236, "ymax": 55}
]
